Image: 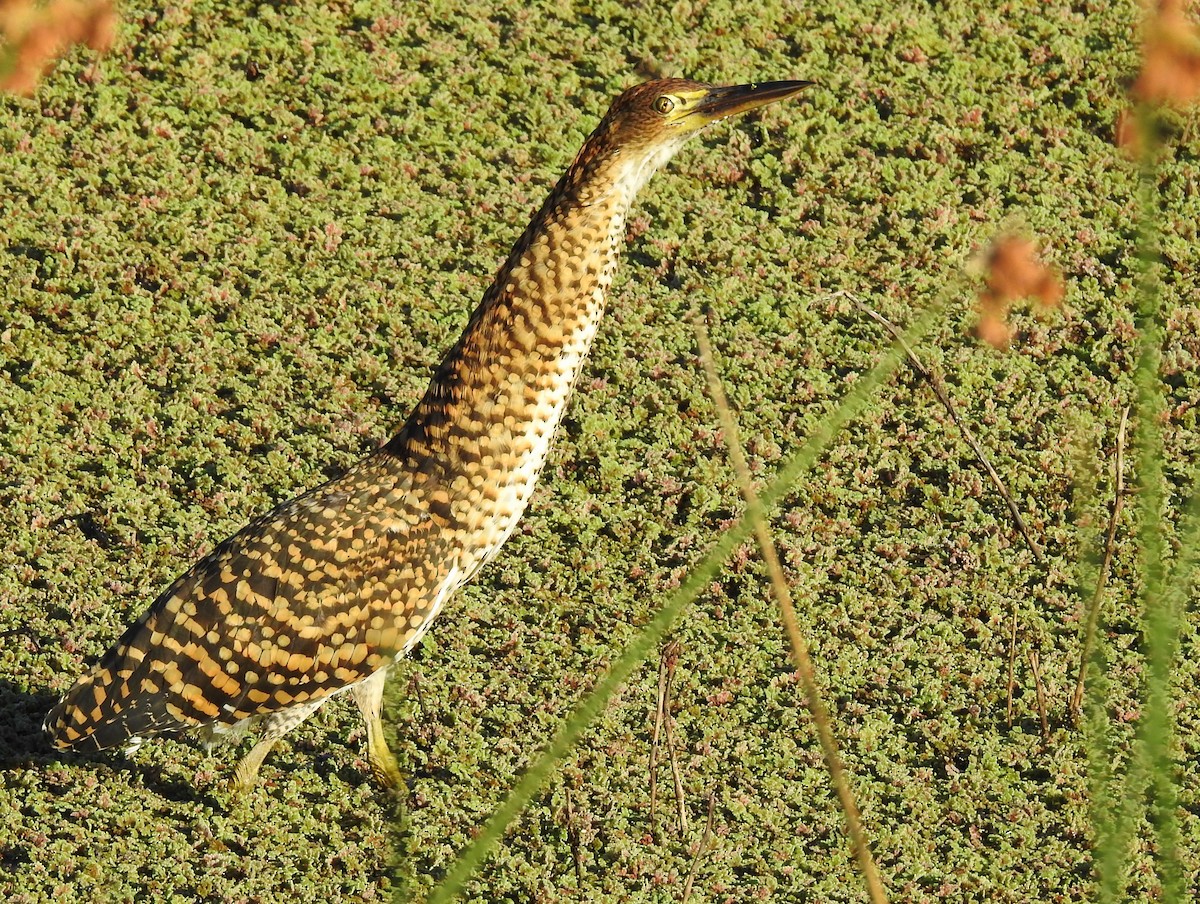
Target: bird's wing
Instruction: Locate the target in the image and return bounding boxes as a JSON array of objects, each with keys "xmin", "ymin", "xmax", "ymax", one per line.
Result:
[{"xmin": 46, "ymin": 450, "xmax": 462, "ymax": 750}]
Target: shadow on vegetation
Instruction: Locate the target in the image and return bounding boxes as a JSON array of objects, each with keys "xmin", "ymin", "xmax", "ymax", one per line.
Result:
[
  {"xmin": 0, "ymin": 677, "xmax": 230, "ymax": 806},
  {"xmin": 4, "ymin": 666, "xmax": 414, "ymax": 816},
  {"xmin": 0, "ymin": 679, "xmax": 57, "ymax": 768}
]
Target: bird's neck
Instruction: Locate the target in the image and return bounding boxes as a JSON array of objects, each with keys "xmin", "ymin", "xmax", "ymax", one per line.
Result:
[{"xmin": 388, "ymin": 156, "xmax": 642, "ymax": 486}]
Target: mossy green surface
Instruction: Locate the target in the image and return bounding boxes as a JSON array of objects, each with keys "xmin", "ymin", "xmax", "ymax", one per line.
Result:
[{"xmin": 2, "ymin": 0, "xmax": 1198, "ymax": 901}]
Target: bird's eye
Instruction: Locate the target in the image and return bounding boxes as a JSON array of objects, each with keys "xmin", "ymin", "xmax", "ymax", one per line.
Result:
[{"xmin": 653, "ymin": 95, "xmax": 676, "ymax": 115}]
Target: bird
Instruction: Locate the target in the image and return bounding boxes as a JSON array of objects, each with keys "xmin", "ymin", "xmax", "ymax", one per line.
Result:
[{"xmin": 43, "ymin": 77, "xmax": 813, "ymax": 790}]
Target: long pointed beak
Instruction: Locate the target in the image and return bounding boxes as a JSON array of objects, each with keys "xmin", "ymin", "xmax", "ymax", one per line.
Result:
[{"xmin": 693, "ymin": 80, "xmax": 815, "ymax": 124}]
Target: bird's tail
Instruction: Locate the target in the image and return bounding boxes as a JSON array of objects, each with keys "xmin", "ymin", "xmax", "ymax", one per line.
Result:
[{"xmin": 43, "ymin": 626, "xmax": 192, "ymax": 752}]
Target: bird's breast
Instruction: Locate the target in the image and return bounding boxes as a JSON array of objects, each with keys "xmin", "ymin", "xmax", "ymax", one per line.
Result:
[{"xmin": 464, "ymin": 300, "xmax": 606, "ymax": 570}]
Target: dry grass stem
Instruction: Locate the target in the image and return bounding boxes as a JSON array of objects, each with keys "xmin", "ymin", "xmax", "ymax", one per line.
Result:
[
  {"xmin": 650, "ymin": 641, "xmax": 687, "ymax": 836},
  {"xmin": 695, "ymin": 322, "xmax": 889, "ymax": 904},
  {"xmin": 1027, "ymin": 649, "xmax": 1049, "ymax": 740},
  {"xmin": 840, "ymin": 292, "xmax": 1036, "ymax": 729},
  {"xmin": 409, "ymin": 671, "xmax": 430, "ymax": 723},
  {"xmin": 844, "ymin": 292, "xmax": 1045, "ymax": 563},
  {"xmin": 563, "ymin": 782, "xmax": 584, "ymax": 887},
  {"xmin": 680, "ymin": 792, "xmax": 717, "ymax": 904},
  {"xmin": 839, "ymin": 292, "xmax": 1046, "ymax": 729},
  {"xmin": 650, "ymin": 646, "xmax": 668, "ymax": 832},
  {"xmin": 1006, "ymin": 604, "xmax": 1020, "ymax": 726},
  {"xmin": 1071, "ymin": 406, "xmax": 1130, "ymax": 719},
  {"xmin": 662, "ymin": 642, "xmax": 689, "ymax": 836}
]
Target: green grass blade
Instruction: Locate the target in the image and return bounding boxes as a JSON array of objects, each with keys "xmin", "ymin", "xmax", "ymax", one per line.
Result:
[
  {"xmin": 416, "ymin": 296, "xmax": 946, "ymax": 903},
  {"xmin": 1127, "ymin": 130, "xmax": 1185, "ymax": 902},
  {"xmin": 1093, "ymin": 108, "xmax": 1190, "ymax": 901},
  {"xmin": 1143, "ymin": 471, "xmax": 1200, "ymax": 901}
]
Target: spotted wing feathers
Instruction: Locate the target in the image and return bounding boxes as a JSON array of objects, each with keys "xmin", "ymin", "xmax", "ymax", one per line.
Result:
[{"xmin": 45, "ymin": 450, "xmax": 460, "ymax": 751}]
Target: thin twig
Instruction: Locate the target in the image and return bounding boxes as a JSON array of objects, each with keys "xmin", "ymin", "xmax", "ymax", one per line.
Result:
[
  {"xmin": 661, "ymin": 641, "xmax": 689, "ymax": 836},
  {"xmin": 1071, "ymin": 406, "xmax": 1130, "ymax": 719},
  {"xmin": 844, "ymin": 291, "xmax": 1044, "ymax": 563},
  {"xmin": 1006, "ymin": 605, "xmax": 1019, "ymax": 725},
  {"xmin": 1027, "ymin": 648, "xmax": 1049, "ymax": 740},
  {"xmin": 563, "ymin": 782, "xmax": 584, "ymax": 887},
  {"xmin": 839, "ymin": 291, "xmax": 1045, "ymax": 728},
  {"xmin": 0, "ymin": 627, "xmax": 42, "ymax": 652},
  {"xmin": 695, "ymin": 322, "xmax": 889, "ymax": 904},
  {"xmin": 680, "ymin": 792, "xmax": 717, "ymax": 904}
]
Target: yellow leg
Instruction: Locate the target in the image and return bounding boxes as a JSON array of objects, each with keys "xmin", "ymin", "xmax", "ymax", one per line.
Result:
[
  {"xmin": 231, "ymin": 736, "xmax": 277, "ymax": 791},
  {"xmin": 351, "ymin": 668, "xmax": 403, "ymax": 790}
]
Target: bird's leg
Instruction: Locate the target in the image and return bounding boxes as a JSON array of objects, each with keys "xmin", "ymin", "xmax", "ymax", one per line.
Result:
[
  {"xmin": 231, "ymin": 736, "xmax": 277, "ymax": 791},
  {"xmin": 351, "ymin": 667, "xmax": 403, "ymax": 789}
]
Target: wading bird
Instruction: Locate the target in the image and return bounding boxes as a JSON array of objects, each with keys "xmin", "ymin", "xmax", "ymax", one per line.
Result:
[{"xmin": 45, "ymin": 77, "xmax": 812, "ymax": 789}]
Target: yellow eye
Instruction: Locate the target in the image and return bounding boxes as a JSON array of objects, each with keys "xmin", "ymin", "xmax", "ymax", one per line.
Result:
[{"xmin": 653, "ymin": 95, "xmax": 676, "ymax": 115}]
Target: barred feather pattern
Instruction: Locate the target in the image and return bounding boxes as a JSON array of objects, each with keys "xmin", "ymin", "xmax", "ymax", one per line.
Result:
[
  {"xmin": 44, "ymin": 127, "xmax": 643, "ymax": 751},
  {"xmin": 42, "ymin": 78, "xmax": 738, "ymax": 761}
]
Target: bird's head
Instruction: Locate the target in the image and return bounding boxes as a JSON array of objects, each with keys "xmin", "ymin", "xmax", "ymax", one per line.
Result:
[{"xmin": 568, "ymin": 77, "xmax": 814, "ymax": 203}]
